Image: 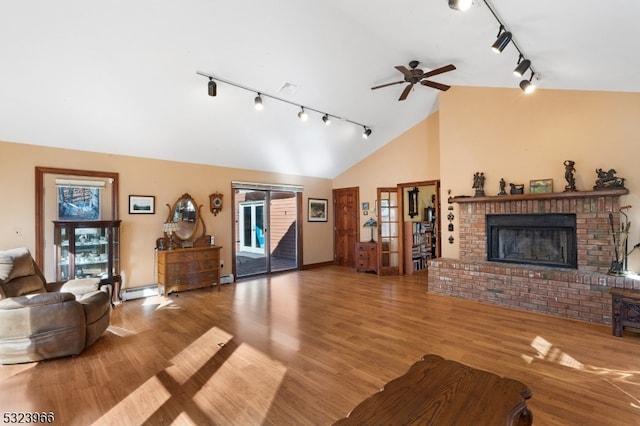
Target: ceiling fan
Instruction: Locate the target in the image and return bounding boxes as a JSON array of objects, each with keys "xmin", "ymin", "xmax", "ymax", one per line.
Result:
[{"xmin": 371, "ymin": 60, "xmax": 456, "ymax": 101}]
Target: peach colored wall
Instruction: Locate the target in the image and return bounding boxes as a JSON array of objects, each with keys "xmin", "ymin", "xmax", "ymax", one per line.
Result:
[
  {"xmin": 0, "ymin": 140, "xmax": 333, "ymax": 289},
  {"xmin": 333, "ymin": 113, "xmax": 440, "ymax": 239},
  {"xmin": 439, "ymin": 87, "xmax": 640, "ymax": 271}
]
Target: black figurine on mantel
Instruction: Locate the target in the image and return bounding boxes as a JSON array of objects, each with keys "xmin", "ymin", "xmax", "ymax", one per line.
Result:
[
  {"xmin": 594, "ymin": 168, "xmax": 626, "ymax": 190},
  {"xmin": 498, "ymin": 178, "xmax": 507, "ymax": 196},
  {"xmin": 472, "ymin": 172, "xmax": 485, "ymax": 197},
  {"xmin": 563, "ymin": 160, "xmax": 576, "ymax": 192}
]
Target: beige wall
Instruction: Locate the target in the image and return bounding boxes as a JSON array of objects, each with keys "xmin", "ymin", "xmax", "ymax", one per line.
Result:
[
  {"xmin": 4, "ymin": 86, "xmax": 640, "ymax": 285},
  {"xmin": 333, "ymin": 112, "xmax": 441, "ymax": 238},
  {"xmin": 0, "ymin": 140, "xmax": 333, "ymax": 288},
  {"xmin": 439, "ymin": 87, "xmax": 640, "ymax": 270}
]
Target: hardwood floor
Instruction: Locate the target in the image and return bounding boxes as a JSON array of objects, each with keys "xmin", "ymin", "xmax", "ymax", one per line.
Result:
[{"xmin": 1, "ymin": 265, "xmax": 639, "ymax": 425}]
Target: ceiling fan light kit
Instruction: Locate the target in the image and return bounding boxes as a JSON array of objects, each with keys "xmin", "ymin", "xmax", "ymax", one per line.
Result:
[
  {"xmin": 196, "ymin": 71, "xmax": 371, "ymax": 138},
  {"xmin": 449, "ymin": 0, "xmax": 539, "ymax": 94}
]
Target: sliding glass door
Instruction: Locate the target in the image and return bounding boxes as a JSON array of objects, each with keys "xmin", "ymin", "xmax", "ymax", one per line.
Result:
[{"xmin": 234, "ymin": 184, "xmax": 301, "ymax": 278}]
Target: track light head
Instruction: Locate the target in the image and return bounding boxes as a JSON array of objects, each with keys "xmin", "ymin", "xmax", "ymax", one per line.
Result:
[
  {"xmin": 208, "ymin": 78, "xmax": 217, "ymax": 97},
  {"xmin": 298, "ymin": 107, "xmax": 308, "ymax": 121},
  {"xmin": 513, "ymin": 57, "xmax": 531, "ymax": 78},
  {"xmin": 520, "ymin": 72, "xmax": 536, "ymax": 94},
  {"xmin": 491, "ymin": 26, "xmax": 512, "ymax": 53},
  {"xmin": 362, "ymin": 127, "xmax": 372, "ymax": 139},
  {"xmin": 448, "ymin": 0, "xmax": 472, "ymax": 11},
  {"xmin": 322, "ymin": 114, "xmax": 331, "ymax": 125},
  {"xmin": 254, "ymin": 93, "xmax": 263, "ymax": 110}
]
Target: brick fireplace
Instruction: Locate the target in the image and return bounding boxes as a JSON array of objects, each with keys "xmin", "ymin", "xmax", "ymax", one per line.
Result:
[{"xmin": 428, "ymin": 189, "xmax": 639, "ymax": 324}]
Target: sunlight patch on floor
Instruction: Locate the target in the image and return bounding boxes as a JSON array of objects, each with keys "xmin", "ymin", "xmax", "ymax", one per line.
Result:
[
  {"xmin": 142, "ymin": 294, "xmax": 179, "ymax": 310},
  {"xmin": 166, "ymin": 326, "xmax": 233, "ymax": 385},
  {"xmin": 523, "ymin": 335, "xmax": 640, "ymax": 410},
  {"xmin": 106, "ymin": 325, "xmax": 138, "ymax": 337},
  {"xmin": 96, "ymin": 325, "xmax": 287, "ymax": 425},
  {"xmin": 193, "ymin": 342, "xmax": 288, "ymax": 423},
  {"xmin": 96, "ymin": 375, "xmax": 172, "ymax": 424}
]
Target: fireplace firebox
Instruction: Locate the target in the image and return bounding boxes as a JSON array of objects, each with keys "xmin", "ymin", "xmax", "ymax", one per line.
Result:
[{"xmin": 487, "ymin": 214, "xmax": 577, "ymax": 269}]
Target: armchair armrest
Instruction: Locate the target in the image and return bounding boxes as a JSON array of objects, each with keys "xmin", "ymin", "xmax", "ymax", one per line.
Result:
[
  {"xmin": 59, "ymin": 278, "xmax": 100, "ymax": 296},
  {"xmin": 0, "ymin": 292, "xmax": 76, "ymax": 310}
]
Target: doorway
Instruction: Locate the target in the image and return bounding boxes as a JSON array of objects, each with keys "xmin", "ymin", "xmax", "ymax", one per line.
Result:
[
  {"xmin": 233, "ymin": 184, "xmax": 301, "ymax": 278},
  {"xmin": 333, "ymin": 187, "xmax": 359, "ymax": 268},
  {"xmin": 399, "ymin": 180, "xmax": 441, "ymax": 275}
]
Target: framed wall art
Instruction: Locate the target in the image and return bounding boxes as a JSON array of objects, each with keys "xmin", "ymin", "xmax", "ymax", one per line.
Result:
[
  {"xmin": 57, "ymin": 186, "xmax": 101, "ymax": 221},
  {"xmin": 308, "ymin": 198, "xmax": 328, "ymax": 222},
  {"xmin": 530, "ymin": 179, "xmax": 553, "ymax": 194},
  {"xmin": 129, "ymin": 195, "xmax": 155, "ymax": 214}
]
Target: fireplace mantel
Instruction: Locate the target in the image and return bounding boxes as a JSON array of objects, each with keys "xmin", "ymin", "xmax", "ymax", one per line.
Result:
[{"xmin": 450, "ymin": 188, "xmax": 628, "ymax": 204}]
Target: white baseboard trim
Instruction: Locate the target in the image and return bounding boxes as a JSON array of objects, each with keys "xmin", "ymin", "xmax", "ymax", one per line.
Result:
[{"xmin": 121, "ymin": 284, "xmax": 158, "ymax": 301}]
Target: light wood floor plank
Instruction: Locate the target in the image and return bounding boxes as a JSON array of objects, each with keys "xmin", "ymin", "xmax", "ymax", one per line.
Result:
[{"xmin": 1, "ymin": 266, "xmax": 639, "ymax": 425}]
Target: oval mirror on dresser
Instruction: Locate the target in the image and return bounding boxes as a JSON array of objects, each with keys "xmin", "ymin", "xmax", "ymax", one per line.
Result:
[{"xmin": 166, "ymin": 193, "xmax": 206, "ymax": 245}]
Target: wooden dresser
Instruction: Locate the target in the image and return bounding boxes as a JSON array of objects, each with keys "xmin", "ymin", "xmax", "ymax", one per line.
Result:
[
  {"xmin": 157, "ymin": 246, "xmax": 222, "ymax": 295},
  {"xmin": 356, "ymin": 242, "xmax": 377, "ymax": 273}
]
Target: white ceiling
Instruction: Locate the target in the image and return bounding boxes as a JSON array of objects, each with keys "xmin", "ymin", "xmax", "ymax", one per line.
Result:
[{"xmin": 1, "ymin": 1, "xmax": 639, "ymax": 178}]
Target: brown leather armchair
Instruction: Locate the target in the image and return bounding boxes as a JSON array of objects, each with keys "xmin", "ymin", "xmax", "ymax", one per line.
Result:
[{"xmin": 0, "ymin": 248, "xmax": 111, "ymax": 364}]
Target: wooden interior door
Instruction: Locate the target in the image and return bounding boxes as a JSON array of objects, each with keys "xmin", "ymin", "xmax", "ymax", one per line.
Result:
[{"xmin": 333, "ymin": 187, "xmax": 359, "ymax": 267}]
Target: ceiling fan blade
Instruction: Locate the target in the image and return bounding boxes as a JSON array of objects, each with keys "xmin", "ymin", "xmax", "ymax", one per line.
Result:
[
  {"xmin": 421, "ymin": 80, "xmax": 451, "ymax": 91},
  {"xmin": 371, "ymin": 80, "xmax": 405, "ymax": 90},
  {"xmin": 399, "ymin": 84, "xmax": 414, "ymax": 101},
  {"xmin": 422, "ymin": 64, "xmax": 456, "ymax": 79},
  {"xmin": 394, "ymin": 65, "xmax": 413, "ymax": 79}
]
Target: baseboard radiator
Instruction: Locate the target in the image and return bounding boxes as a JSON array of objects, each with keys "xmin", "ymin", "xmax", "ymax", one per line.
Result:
[{"xmin": 120, "ymin": 284, "xmax": 158, "ymax": 301}]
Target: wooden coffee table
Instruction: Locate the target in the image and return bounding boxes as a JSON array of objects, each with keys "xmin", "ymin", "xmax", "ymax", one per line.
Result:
[{"xmin": 334, "ymin": 354, "xmax": 532, "ymax": 425}]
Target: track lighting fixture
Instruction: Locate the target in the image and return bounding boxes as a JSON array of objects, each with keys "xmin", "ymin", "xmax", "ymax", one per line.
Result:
[
  {"xmin": 208, "ymin": 78, "xmax": 217, "ymax": 97},
  {"xmin": 449, "ymin": 0, "xmax": 540, "ymax": 93},
  {"xmin": 448, "ymin": 0, "xmax": 472, "ymax": 11},
  {"xmin": 196, "ymin": 71, "xmax": 371, "ymax": 138},
  {"xmin": 491, "ymin": 25, "xmax": 512, "ymax": 53},
  {"xmin": 362, "ymin": 127, "xmax": 372, "ymax": 139},
  {"xmin": 513, "ymin": 55, "xmax": 531, "ymax": 78},
  {"xmin": 520, "ymin": 71, "xmax": 536, "ymax": 94},
  {"xmin": 254, "ymin": 93, "xmax": 263, "ymax": 110}
]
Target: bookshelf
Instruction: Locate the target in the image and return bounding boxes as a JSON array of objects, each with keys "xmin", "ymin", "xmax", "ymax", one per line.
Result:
[{"xmin": 404, "ymin": 221, "xmax": 433, "ymax": 274}]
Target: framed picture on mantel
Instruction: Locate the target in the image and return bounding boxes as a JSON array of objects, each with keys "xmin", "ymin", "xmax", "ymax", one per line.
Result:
[{"xmin": 530, "ymin": 179, "xmax": 553, "ymax": 194}]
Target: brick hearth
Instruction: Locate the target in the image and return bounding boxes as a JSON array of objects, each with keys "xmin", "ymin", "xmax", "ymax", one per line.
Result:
[{"xmin": 428, "ymin": 189, "xmax": 640, "ymax": 324}]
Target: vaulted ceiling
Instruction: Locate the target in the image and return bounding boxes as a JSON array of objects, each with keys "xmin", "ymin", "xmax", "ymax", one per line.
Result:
[{"xmin": 1, "ymin": 1, "xmax": 639, "ymax": 178}]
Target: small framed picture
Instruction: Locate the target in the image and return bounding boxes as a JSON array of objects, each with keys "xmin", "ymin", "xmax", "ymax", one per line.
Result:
[
  {"xmin": 308, "ymin": 198, "xmax": 328, "ymax": 222},
  {"xmin": 362, "ymin": 202, "xmax": 370, "ymax": 211},
  {"xmin": 129, "ymin": 195, "xmax": 155, "ymax": 214},
  {"xmin": 530, "ymin": 179, "xmax": 553, "ymax": 194}
]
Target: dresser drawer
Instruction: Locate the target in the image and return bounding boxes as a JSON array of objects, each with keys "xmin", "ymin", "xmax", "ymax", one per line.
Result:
[
  {"xmin": 165, "ymin": 270, "xmax": 219, "ymax": 286},
  {"xmin": 163, "ymin": 249, "xmax": 218, "ymax": 263},
  {"xmin": 164, "ymin": 259, "xmax": 217, "ymax": 274},
  {"xmin": 157, "ymin": 246, "xmax": 222, "ymax": 294}
]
